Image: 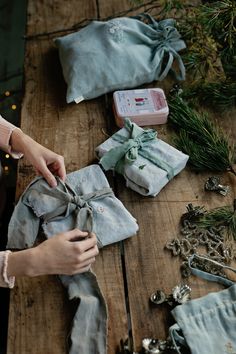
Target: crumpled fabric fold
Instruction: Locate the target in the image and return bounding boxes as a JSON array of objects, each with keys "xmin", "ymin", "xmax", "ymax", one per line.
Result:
[{"xmin": 169, "ymin": 255, "xmax": 236, "ymax": 354}]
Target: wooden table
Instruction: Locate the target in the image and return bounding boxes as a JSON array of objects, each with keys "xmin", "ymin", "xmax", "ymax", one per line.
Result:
[{"xmin": 7, "ymin": 1, "xmax": 236, "ymax": 353}]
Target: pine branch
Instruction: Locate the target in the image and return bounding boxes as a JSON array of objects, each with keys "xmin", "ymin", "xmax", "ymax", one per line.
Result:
[
  {"xmin": 200, "ymin": 0, "xmax": 236, "ymax": 50},
  {"xmin": 197, "ymin": 200, "xmax": 236, "ymax": 240},
  {"xmin": 175, "ymin": 5, "xmax": 224, "ymax": 82},
  {"xmin": 168, "ymin": 96, "xmax": 235, "ymax": 174},
  {"xmin": 182, "ymin": 81, "xmax": 236, "ymax": 111},
  {"xmin": 199, "ymin": 1, "xmax": 236, "ymax": 78}
]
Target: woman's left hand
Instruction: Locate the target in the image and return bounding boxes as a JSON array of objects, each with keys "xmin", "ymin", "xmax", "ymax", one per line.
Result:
[{"xmin": 10, "ymin": 129, "xmax": 66, "ymax": 187}]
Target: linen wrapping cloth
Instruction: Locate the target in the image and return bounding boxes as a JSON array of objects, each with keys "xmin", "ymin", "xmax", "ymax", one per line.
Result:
[
  {"xmin": 96, "ymin": 119, "xmax": 189, "ymax": 196},
  {"xmin": 7, "ymin": 164, "xmax": 139, "ymax": 354},
  {"xmin": 169, "ymin": 255, "xmax": 236, "ymax": 354},
  {"xmin": 55, "ymin": 14, "xmax": 186, "ymax": 103}
]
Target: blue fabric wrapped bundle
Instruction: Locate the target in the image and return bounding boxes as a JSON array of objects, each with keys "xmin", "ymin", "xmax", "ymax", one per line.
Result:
[
  {"xmin": 55, "ymin": 14, "xmax": 186, "ymax": 103},
  {"xmin": 96, "ymin": 119, "xmax": 189, "ymax": 196},
  {"xmin": 7, "ymin": 164, "xmax": 138, "ymax": 354}
]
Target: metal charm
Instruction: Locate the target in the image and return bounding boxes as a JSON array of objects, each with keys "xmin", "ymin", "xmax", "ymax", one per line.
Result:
[
  {"xmin": 205, "ymin": 176, "xmax": 229, "ymax": 196},
  {"xmin": 142, "ymin": 338, "xmax": 161, "ymax": 353},
  {"xmin": 142, "ymin": 337, "xmax": 178, "ymax": 353},
  {"xmin": 150, "ymin": 290, "xmax": 167, "ymax": 305},
  {"xmin": 180, "ymin": 203, "xmax": 206, "ymax": 225},
  {"xmin": 166, "ymin": 202, "xmax": 235, "ymax": 278},
  {"xmin": 171, "ymin": 284, "xmax": 191, "ymax": 304},
  {"xmin": 150, "ymin": 284, "xmax": 191, "ymax": 307},
  {"xmin": 118, "ymin": 337, "xmax": 178, "ymax": 353},
  {"xmin": 169, "ymin": 83, "xmax": 183, "ymax": 96}
]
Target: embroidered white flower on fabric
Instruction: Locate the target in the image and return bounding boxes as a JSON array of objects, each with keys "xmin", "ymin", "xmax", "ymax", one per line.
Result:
[
  {"xmin": 107, "ymin": 20, "xmax": 124, "ymax": 43},
  {"xmin": 96, "ymin": 206, "xmax": 105, "ymax": 214}
]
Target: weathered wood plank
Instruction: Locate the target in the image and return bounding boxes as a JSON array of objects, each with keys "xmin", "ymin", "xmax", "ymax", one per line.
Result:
[
  {"xmin": 7, "ymin": 1, "xmax": 128, "ymax": 353},
  {"xmin": 119, "ymin": 106, "xmax": 236, "ymax": 351},
  {"xmin": 120, "ymin": 93, "xmax": 236, "ymax": 351},
  {"xmin": 8, "ymin": 276, "xmax": 74, "ymax": 354},
  {"xmin": 92, "ymin": 2, "xmax": 236, "ymax": 351},
  {"xmin": 7, "ymin": 0, "xmax": 236, "ymax": 353}
]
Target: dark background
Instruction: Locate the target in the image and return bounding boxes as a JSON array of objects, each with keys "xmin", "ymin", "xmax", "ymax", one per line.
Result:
[{"xmin": 0, "ymin": 1, "xmax": 27, "ymax": 353}]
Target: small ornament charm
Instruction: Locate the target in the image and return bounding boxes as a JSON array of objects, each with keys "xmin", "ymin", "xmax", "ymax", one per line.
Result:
[
  {"xmin": 205, "ymin": 176, "xmax": 229, "ymax": 196},
  {"xmin": 171, "ymin": 284, "xmax": 191, "ymax": 304},
  {"xmin": 119, "ymin": 338, "xmax": 132, "ymax": 353},
  {"xmin": 142, "ymin": 338, "xmax": 164, "ymax": 353},
  {"xmin": 180, "ymin": 203, "xmax": 206, "ymax": 225},
  {"xmin": 142, "ymin": 337, "xmax": 178, "ymax": 353},
  {"xmin": 150, "ymin": 284, "xmax": 191, "ymax": 307},
  {"xmin": 169, "ymin": 83, "xmax": 183, "ymax": 96},
  {"xmin": 150, "ymin": 290, "xmax": 167, "ymax": 305}
]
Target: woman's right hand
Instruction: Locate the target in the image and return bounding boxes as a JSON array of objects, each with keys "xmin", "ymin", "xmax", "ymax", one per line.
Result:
[{"xmin": 7, "ymin": 229, "xmax": 99, "ymax": 277}]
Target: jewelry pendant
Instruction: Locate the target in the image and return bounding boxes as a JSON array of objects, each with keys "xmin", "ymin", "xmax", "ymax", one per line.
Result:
[{"xmin": 205, "ymin": 176, "xmax": 229, "ymax": 196}]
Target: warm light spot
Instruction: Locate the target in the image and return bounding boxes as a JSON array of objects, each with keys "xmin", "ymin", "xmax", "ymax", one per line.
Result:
[
  {"xmin": 5, "ymin": 154, "xmax": 10, "ymax": 159},
  {"xmin": 5, "ymin": 91, "xmax": 10, "ymax": 96},
  {"xmin": 11, "ymin": 104, "xmax": 17, "ymax": 110},
  {"xmin": 4, "ymin": 166, "xmax": 9, "ymax": 171}
]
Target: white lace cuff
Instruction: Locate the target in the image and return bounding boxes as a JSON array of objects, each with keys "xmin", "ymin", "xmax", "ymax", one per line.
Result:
[{"xmin": 0, "ymin": 251, "xmax": 15, "ymax": 288}]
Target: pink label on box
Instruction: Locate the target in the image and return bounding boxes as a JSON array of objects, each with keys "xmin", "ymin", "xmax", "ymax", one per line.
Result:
[{"xmin": 151, "ymin": 90, "xmax": 166, "ymax": 111}]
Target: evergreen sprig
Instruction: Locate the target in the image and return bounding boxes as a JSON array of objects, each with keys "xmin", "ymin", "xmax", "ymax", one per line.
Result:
[
  {"xmin": 199, "ymin": 0, "xmax": 236, "ymax": 78},
  {"xmin": 197, "ymin": 200, "xmax": 236, "ymax": 240},
  {"xmin": 168, "ymin": 96, "xmax": 236, "ymax": 174},
  {"xmin": 158, "ymin": 0, "xmax": 184, "ymax": 14},
  {"xmin": 182, "ymin": 81, "xmax": 236, "ymax": 111},
  {"xmin": 200, "ymin": 1, "xmax": 236, "ymax": 50},
  {"xmin": 175, "ymin": 5, "xmax": 224, "ymax": 82}
]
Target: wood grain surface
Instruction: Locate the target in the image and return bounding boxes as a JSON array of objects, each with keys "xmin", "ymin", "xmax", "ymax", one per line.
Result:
[{"xmin": 7, "ymin": 1, "xmax": 236, "ymax": 353}]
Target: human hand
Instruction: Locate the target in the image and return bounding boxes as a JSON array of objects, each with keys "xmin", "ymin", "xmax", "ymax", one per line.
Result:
[
  {"xmin": 34, "ymin": 229, "xmax": 99, "ymax": 275},
  {"xmin": 10, "ymin": 129, "xmax": 66, "ymax": 187},
  {"xmin": 7, "ymin": 229, "xmax": 99, "ymax": 277}
]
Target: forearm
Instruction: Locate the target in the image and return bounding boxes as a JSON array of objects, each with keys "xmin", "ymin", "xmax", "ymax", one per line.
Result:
[
  {"xmin": 7, "ymin": 248, "xmax": 39, "ymax": 278},
  {"xmin": 0, "ymin": 230, "xmax": 98, "ymax": 288},
  {"xmin": 0, "ymin": 247, "xmax": 46, "ymax": 288},
  {"xmin": 10, "ymin": 128, "xmax": 34, "ymax": 155},
  {"xmin": 0, "ymin": 115, "xmax": 23, "ymax": 158}
]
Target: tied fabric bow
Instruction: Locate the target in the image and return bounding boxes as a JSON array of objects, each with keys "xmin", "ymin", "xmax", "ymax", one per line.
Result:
[
  {"xmin": 7, "ymin": 166, "xmax": 139, "ymax": 354},
  {"xmin": 35, "ymin": 180, "xmax": 114, "ymax": 233},
  {"xmin": 134, "ymin": 14, "xmax": 186, "ymax": 81},
  {"xmin": 23, "ymin": 178, "xmax": 114, "ymax": 354},
  {"xmin": 100, "ymin": 119, "xmax": 174, "ymax": 179}
]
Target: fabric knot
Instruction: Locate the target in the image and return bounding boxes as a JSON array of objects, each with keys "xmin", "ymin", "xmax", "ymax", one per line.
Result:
[
  {"xmin": 135, "ymin": 14, "xmax": 186, "ymax": 81},
  {"xmin": 99, "ymin": 118, "xmax": 174, "ymax": 179},
  {"xmin": 71, "ymin": 195, "xmax": 86, "ymax": 208},
  {"xmin": 124, "ymin": 136, "xmax": 144, "ymax": 165},
  {"xmin": 153, "ymin": 19, "xmax": 186, "ymax": 81},
  {"xmin": 100, "ymin": 119, "xmax": 157, "ymax": 173},
  {"xmin": 40, "ymin": 182, "xmax": 114, "ymax": 232},
  {"xmin": 133, "ymin": 136, "xmax": 143, "ymax": 149}
]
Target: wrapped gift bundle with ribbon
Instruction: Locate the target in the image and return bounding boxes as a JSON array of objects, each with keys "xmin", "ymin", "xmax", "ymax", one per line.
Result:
[
  {"xmin": 96, "ymin": 119, "xmax": 189, "ymax": 196},
  {"xmin": 55, "ymin": 14, "xmax": 186, "ymax": 103},
  {"xmin": 7, "ymin": 164, "xmax": 138, "ymax": 354}
]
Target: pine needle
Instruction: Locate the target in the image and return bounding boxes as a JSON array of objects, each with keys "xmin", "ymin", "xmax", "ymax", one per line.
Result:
[
  {"xmin": 197, "ymin": 200, "xmax": 236, "ymax": 241},
  {"xmin": 200, "ymin": 0, "xmax": 236, "ymax": 50},
  {"xmin": 182, "ymin": 81, "xmax": 236, "ymax": 111},
  {"xmin": 199, "ymin": 0, "xmax": 236, "ymax": 78},
  {"xmin": 168, "ymin": 96, "xmax": 236, "ymax": 174}
]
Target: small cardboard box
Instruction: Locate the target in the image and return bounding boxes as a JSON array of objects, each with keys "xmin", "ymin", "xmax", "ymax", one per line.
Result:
[{"xmin": 113, "ymin": 88, "xmax": 169, "ymax": 127}]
